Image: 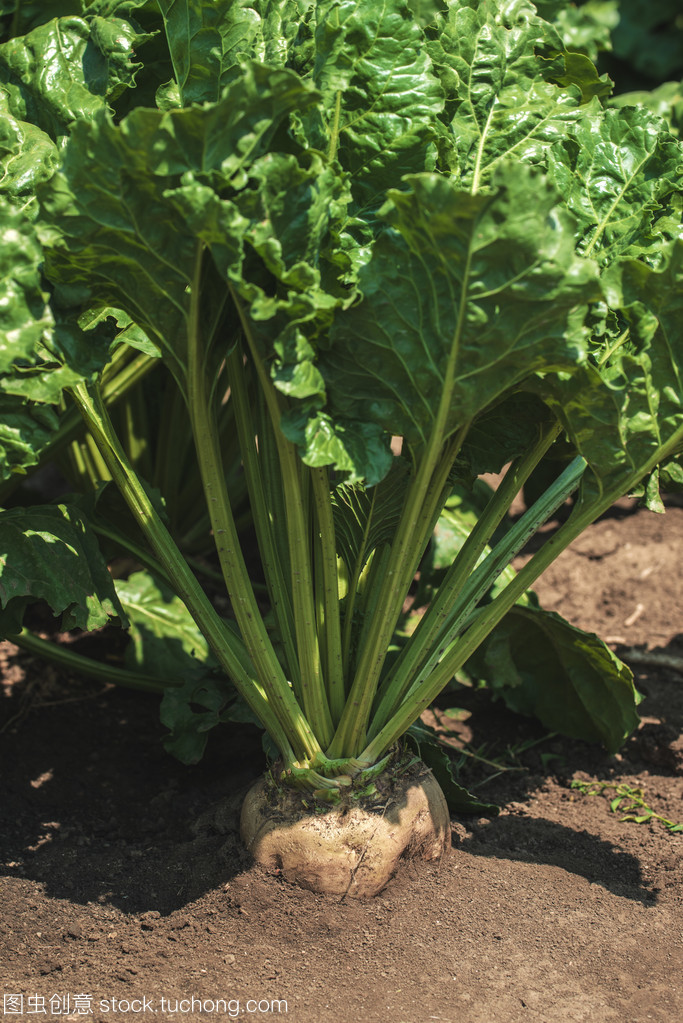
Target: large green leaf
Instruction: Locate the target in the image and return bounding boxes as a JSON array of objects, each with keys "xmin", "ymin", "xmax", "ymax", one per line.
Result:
[
  {"xmin": 320, "ymin": 167, "xmax": 598, "ymax": 445},
  {"xmin": 157, "ymin": 0, "xmax": 262, "ymax": 104},
  {"xmin": 0, "ymin": 503, "xmax": 126, "ymax": 633},
  {"xmin": 547, "ymin": 105, "xmax": 683, "ymax": 266},
  {"xmin": 0, "ymin": 14, "xmax": 149, "ymax": 139},
  {"xmin": 535, "ymin": 239, "xmax": 683, "ymax": 497},
  {"xmin": 0, "ymin": 198, "xmax": 125, "ymax": 427},
  {"xmin": 466, "ymin": 605, "xmax": 639, "ymax": 753},
  {"xmin": 37, "ymin": 64, "xmax": 321, "ymax": 385},
  {"xmin": 303, "ymin": 0, "xmax": 445, "ymax": 218},
  {"xmin": 426, "ymin": 0, "xmax": 606, "ymax": 187},
  {"xmin": 0, "ymin": 99, "xmax": 59, "ymax": 214},
  {"xmin": 0, "ymin": 199, "xmax": 53, "ymax": 369}
]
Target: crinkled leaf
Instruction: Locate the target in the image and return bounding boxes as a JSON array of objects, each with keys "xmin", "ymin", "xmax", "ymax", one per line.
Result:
[
  {"xmin": 0, "ymin": 199, "xmax": 53, "ymax": 369},
  {"xmin": 0, "ymin": 100, "xmax": 59, "ymax": 214},
  {"xmin": 466, "ymin": 605, "xmax": 639, "ymax": 753},
  {"xmin": 157, "ymin": 0, "xmax": 262, "ymax": 103},
  {"xmin": 0, "ymin": 15, "xmax": 149, "ymax": 139},
  {"xmin": 0, "ymin": 198, "xmax": 124, "ymax": 408},
  {"xmin": 37, "ymin": 64, "xmax": 321, "ymax": 383},
  {"xmin": 427, "ymin": 0, "xmax": 600, "ymax": 186},
  {"xmin": 322, "ymin": 167, "xmax": 598, "ymax": 445},
  {"xmin": 547, "ymin": 105, "xmax": 683, "ymax": 266},
  {"xmin": 278, "ymin": 408, "xmax": 393, "ymax": 484},
  {"xmin": 610, "ymin": 81, "xmax": 683, "ymax": 136},
  {"xmin": 303, "ymin": 0, "xmax": 445, "ymax": 219},
  {"xmin": 0, "ymin": 503, "xmax": 126, "ymax": 633},
  {"xmin": 537, "ymin": 240, "xmax": 683, "ymax": 497},
  {"xmin": 0, "ymin": 396, "xmax": 59, "ymax": 481}
]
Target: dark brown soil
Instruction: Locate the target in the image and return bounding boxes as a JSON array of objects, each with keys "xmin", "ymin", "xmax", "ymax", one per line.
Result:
[{"xmin": 2, "ymin": 499, "xmax": 682, "ymax": 1023}]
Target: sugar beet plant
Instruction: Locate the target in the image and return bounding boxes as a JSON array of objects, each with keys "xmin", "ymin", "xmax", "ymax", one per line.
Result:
[{"xmin": 1, "ymin": 0, "xmax": 682, "ymax": 892}]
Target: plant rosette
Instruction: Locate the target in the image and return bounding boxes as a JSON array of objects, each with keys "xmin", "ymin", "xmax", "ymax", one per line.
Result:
[
  {"xmin": 1, "ymin": 0, "xmax": 682, "ymax": 899},
  {"xmin": 240, "ymin": 754, "xmax": 451, "ymax": 897}
]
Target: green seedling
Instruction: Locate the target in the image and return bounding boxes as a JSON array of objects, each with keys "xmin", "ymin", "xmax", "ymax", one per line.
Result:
[{"xmin": 571, "ymin": 780, "xmax": 683, "ymax": 834}]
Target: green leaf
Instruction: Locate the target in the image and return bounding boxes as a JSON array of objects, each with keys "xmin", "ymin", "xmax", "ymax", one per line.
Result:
[
  {"xmin": 0, "ymin": 395, "xmax": 59, "ymax": 481},
  {"xmin": 305, "ymin": 0, "xmax": 444, "ymax": 218},
  {"xmin": 540, "ymin": 239, "xmax": 683, "ymax": 498},
  {"xmin": 0, "ymin": 14, "xmax": 149, "ymax": 139},
  {"xmin": 0, "ymin": 503, "xmax": 126, "ymax": 633},
  {"xmin": 322, "ymin": 166, "xmax": 598, "ymax": 445},
  {"xmin": 547, "ymin": 105, "xmax": 682, "ymax": 266},
  {"xmin": 0, "ymin": 199, "xmax": 53, "ymax": 369},
  {"xmin": 36, "ymin": 63, "xmax": 322, "ymax": 388},
  {"xmin": 0, "ymin": 199, "xmax": 125, "ymax": 415},
  {"xmin": 427, "ymin": 0, "xmax": 598, "ymax": 187},
  {"xmin": 115, "ymin": 569, "xmax": 212, "ymax": 681},
  {"xmin": 157, "ymin": 0, "xmax": 262, "ymax": 104},
  {"xmin": 160, "ymin": 674, "xmax": 235, "ymax": 764},
  {"xmin": 533, "ymin": 0, "xmax": 618, "ymax": 62},
  {"xmin": 0, "ymin": 99, "xmax": 59, "ymax": 214},
  {"xmin": 610, "ymin": 81, "xmax": 683, "ymax": 136},
  {"xmin": 406, "ymin": 722, "xmax": 499, "ymax": 815},
  {"xmin": 466, "ymin": 605, "xmax": 640, "ymax": 753},
  {"xmin": 279, "ymin": 408, "xmax": 393, "ymax": 485}
]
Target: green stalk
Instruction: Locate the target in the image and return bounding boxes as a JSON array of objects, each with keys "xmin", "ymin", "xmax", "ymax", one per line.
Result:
[
  {"xmin": 359, "ymin": 441, "xmax": 671, "ymax": 764},
  {"xmin": 339, "ymin": 489, "xmax": 378, "ymax": 685},
  {"xmin": 90, "ymin": 522, "xmax": 175, "ymax": 588},
  {"xmin": 0, "ymin": 349, "xmax": 156, "ymax": 506},
  {"xmin": 186, "ymin": 248, "xmax": 323, "ymax": 759},
  {"xmin": 257, "ymin": 390, "xmax": 291, "ymax": 584},
  {"xmin": 329, "ymin": 428, "xmax": 468, "ymax": 757},
  {"xmin": 372, "ymin": 420, "xmax": 562, "ymax": 724},
  {"xmin": 327, "ymin": 91, "xmax": 343, "ymax": 163},
  {"xmin": 155, "ymin": 376, "xmax": 193, "ymax": 522},
  {"xmin": 225, "ymin": 345, "xmax": 300, "ymax": 693},
  {"xmin": 83, "ymin": 432, "xmax": 112, "ymax": 483},
  {"xmin": 229, "ymin": 285, "xmax": 334, "ymax": 748},
  {"xmin": 68, "ymin": 379, "xmax": 301, "ymax": 765},
  {"xmin": 9, "ymin": 628, "xmax": 176, "ymax": 694},
  {"xmin": 367, "ymin": 454, "xmax": 587, "ymax": 745},
  {"xmin": 311, "ymin": 466, "xmax": 345, "ymax": 724}
]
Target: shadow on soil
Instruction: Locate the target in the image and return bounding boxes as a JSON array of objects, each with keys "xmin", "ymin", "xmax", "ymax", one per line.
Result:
[
  {"xmin": 3, "ymin": 632, "xmax": 681, "ymax": 918},
  {"xmin": 457, "ymin": 815, "xmax": 656, "ymax": 903}
]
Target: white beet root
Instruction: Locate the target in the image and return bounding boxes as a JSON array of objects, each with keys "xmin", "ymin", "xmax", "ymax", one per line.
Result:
[{"xmin": 240, "ymin": 762, "xmax": 451, "ymax": 897}]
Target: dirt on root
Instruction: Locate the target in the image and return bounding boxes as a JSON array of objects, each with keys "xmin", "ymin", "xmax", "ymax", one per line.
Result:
[{"xmin": 1, "ymin": 497, "xmax": 683, "ymax": 1023}]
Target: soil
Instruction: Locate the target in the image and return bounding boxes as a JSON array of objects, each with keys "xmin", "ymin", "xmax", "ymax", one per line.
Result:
[{"xmin": 2, "ymin": 498, "xmax": 682, "ymax": 1023}]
